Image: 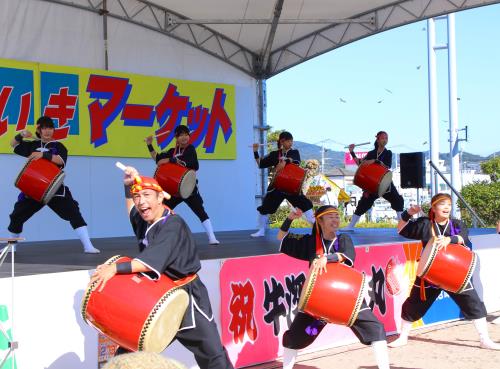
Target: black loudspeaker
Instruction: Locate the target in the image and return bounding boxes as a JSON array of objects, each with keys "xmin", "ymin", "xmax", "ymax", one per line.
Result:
[{"xmin": 400, "ymin": 152, "xmax": 425, "ymax": 188}]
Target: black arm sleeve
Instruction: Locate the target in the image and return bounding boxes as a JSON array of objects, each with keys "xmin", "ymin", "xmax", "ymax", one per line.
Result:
[
  {"xmin": 379, "ymin": 150, "xmax": 392, "ymax": 168},
  {"xmin": 280, "ymin": 233, "xmax": 315, "ymax": 261},
  {"xmin": 399, "ymin": 217, "xmax": 431, "ymax": 241},
  {"xmin": 53, "ymin": 142, "xmax": 68, "ymax": 165},
  {"xmin": 285, "ymin": 149, "xmax": 301, "ymax": 165},
  {"xmin": 258, "ymin": 151, "xmax": 279, "ymax": 169},
  {"xmin": 179, "ymin": 145, "xmax": 199, "ymax": 170},
  {"xmin": 362, "ymin": 150, "xmax": 377, "ymax": 162},
  {"xmin": 13, "ymin": 141, "xmax": 34, "ymax": 157},
  {"xmin": 453, "ymin": 219, "xmax": 472, "ymax": 248},
  {"xmin": 337, "ymin": 234, "xmax": 356, "ymax": 266},
  {"xmin": 156, "ymin": 148, "xmax": 174, "ymax": 164}
]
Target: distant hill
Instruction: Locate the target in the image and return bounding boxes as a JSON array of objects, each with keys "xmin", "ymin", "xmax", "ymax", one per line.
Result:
[{"xmin": 293, "ymin": 140, "xmax": 494, "ymax": 172}]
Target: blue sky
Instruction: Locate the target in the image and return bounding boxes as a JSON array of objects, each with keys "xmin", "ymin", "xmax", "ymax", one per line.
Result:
[{"xmin": 267, "ymin": 4, "xmax": 500, "ymax": 157}]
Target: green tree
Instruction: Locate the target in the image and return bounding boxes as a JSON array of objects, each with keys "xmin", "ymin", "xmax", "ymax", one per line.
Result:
[
  {"xmin": 459, "ymin": 181, "xmax": 500, "ymax": 227},
  {"xmin": 481, "ymin": 156, "xmax": 500, "ymax": 182}
]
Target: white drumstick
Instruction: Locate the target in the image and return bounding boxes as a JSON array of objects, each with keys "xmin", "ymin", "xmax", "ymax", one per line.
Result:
[
  {"xmin": 344, "ymin": 141, "xmax": 371, "ymax": 148},
  {"xmin": 248, "ymin": 144, "xmax": 266, "ymax": 147},
  {"xmin": 154, "ymin": 130, "xmax": 171, "ymax": 138},
  {"xmin": 115, "ymin": 162, "xmax": 171, "ymax": 200},
  {"xmin": 115, "ymin": 162, "xmax": 127, "ymax": 171}
]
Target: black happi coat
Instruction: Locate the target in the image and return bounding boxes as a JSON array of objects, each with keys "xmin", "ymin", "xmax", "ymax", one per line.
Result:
[
  {"xmin": 280, "ymin": 232, "xmax": 356, "ymax": 267},
  {"xmin": 129, "ymin": 207, "xmax": 213, "ymax": 329}
]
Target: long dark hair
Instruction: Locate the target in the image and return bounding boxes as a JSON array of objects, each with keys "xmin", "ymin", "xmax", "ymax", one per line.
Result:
[
  {"xmin": 374, "ymin": 130, "xmax": 388, "ymax": 150},
  {"xmin": 277, "ymin": 131, "xmax": 293, "ymax": 150}
]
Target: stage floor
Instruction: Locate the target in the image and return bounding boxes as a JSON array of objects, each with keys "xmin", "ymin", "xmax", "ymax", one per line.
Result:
[{"xmin": 0, "ymin": 227, "xmax": 495, "ymax": 278}]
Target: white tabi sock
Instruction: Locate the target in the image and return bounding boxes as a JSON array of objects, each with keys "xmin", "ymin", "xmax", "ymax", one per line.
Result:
[
  {"xmin": 388, "ymin": 319, "xmax": 412, "ymax": 348},
  {"xmin": 202, "ymin": 219, "xmax": 219, "ymax": 245},
  {"xmin": 343, "ymin": 214, "xmax": 361, "ymax": 230},
  {"xmin": 473, "ymin": 317, "xmax": 500, "ymax": 350},
  {"xmin": 251, "ymin": 213, "xmax": 268, "ymax": 237},
  {"xmin": 282, "ymin": 347, "xmax": 297, "ymax": 369},
  {"xmin": 75, "ymin": 226, "xmax": 100, "ymax": 254},
  {"xmin": 303, "ymin": 209, "xmax": 315, "ymax": 224},
  {"xmin": 371, "ymin": 340, "xmax": 390, "ymax": 369}
]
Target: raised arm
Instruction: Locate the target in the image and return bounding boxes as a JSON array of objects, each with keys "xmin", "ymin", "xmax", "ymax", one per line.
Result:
[
  {"xmin": 122, "ymin": 165, "xmax": 140, "ymax": 214},
  {"xmin": 145, "ymin": 135, "xmax": 158, "ymax": 161}
]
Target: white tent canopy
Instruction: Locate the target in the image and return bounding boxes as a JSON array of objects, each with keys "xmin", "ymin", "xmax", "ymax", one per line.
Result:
[{"xmin": 40, "ymin": 0, "xmax": 500, "ymax": 78}]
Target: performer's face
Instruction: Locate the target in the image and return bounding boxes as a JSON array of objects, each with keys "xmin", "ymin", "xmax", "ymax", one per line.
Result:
[
  {"xmin": 176, "ymin": 132, "xmax": 190, "ymax": 147},
  {"xmin": 432, "ymin": 199, "xmax": 452, "ymax": 221},
  {"xmin": 281, "ymin": 139, "xmax": 293, "ymax": 150},
  {"xmin": 318, "ymin": 212, "xmax": 340, "ymax": 233},
  {"xmin": 133, "ymin": 189, "xmax": 164, "ymax": 223},
  {"xmin": 376, "ymin": 133, "xmax": 388, "ymax": 147},
  {"xmin": 39, "ymin": 126, "xmax": 54, "ymax": 141}
]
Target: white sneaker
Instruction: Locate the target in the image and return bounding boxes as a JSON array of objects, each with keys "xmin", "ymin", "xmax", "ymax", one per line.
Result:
[
  {"xmin": 251, "ymin": 229, "xmax": 265, "ymax": 238},
  {"xmin": 388, "ymin": 336, "xmax": 408, "ymax": 348},
  {"xmin": 84, "ymin": 246, "xmax": 101, "ymax": 254},
  {"xmin": 480, "ymin": 338, "xmax": 500, "ymax": 350}
]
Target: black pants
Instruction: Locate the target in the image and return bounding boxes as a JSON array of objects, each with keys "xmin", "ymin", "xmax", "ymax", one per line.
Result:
[
  {"xmin": 257, "ymin": 189, "xmax": 313, "ymax": 215},
  {"xmin": 401, "ymin": 277, "xmax": 487, "ymax": 322},
  {"xmin": 8, "ymin": 186, "xmax": 86, "ymax": 234},
  {"xmin": 164, "ymin": 186, "xmax": 209, "ymax": 222},
  {"xmin": 116, "ymin": 308, "xmax": 233, "ymax": 369},
  {"xmin": 354, "ymin": 182, "xmax": 404, "ymax": 216},
  {"xmin": 282, "ymin": 301, "xmax": 386, "ymax": 349}
]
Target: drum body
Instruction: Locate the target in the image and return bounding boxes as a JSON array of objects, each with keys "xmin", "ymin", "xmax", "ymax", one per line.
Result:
[
  {"xmin": 82, "ymin": 256, "xmax": 190, "ymax": 352},
  {"xmin": 417, "ymin": 238, "xmax": 476, "ymax": 293},
  {"xmin": 154, "ymin": 163, "xmax": 196, "ymax": 199},
  {"xmin": 298, "ymin": 262, "xmax": 366, "ymax": 326},
  {"xmin": 353, "ymin": 162, "xmax": 392, "ymax": 197},
  {"xmin": 14, "ymin": 158, "xmax": 65, "ymax": 204},
  {"xmin": 271, "ymin": 164, "xmax": 306, "ymax": 195}
]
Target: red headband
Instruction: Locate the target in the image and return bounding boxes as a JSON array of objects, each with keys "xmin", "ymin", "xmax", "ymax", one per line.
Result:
[{"xmin": 130, "ymin": 176, "xmax": 163, "ymax": 194}]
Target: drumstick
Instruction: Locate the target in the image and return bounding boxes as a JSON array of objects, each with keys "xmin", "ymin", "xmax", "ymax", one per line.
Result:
[
  {"xmin": 144, "ymin": 130, "xmax": 171, "ymax": 142},
  {"xmin": 248, "ymin": 144, "xmax": 266, "ymax": 147},
  {"xmin": 344, "ymin": 141, "xmax": 371, "ymax": 149},
  {"xmin": 115, "ymin": 162, "xmax": 171, "ymax": 200}
]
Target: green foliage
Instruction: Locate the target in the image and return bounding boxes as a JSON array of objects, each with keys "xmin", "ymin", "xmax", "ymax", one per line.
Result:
[
  {"xmin": 268, "ymin": 205, "xmax": 397, "ymax": 228},
  {"xmin": 459, "ymin": 181, "xmax": 500, "ymax": 227},
  {"xmin": 480, "ymin": 156, "xmax": 500, "ymax": 182},
  {"xmin": 266, "ymin": 129, "xmax": 284, "ymax": 152}
]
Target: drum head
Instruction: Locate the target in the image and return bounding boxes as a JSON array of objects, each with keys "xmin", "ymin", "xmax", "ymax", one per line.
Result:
[
  {"xmin": 417, "ymin": 239, "xmax": 437, "ymax": 278},
  {"xmin": 41, "ymin": 172, "xmax": 65, "ymax": 204},
  {"xmin": 140, "ymin": 288, "xmax": 189, "ymax": 352},
  {"xmin": 179, "ymin": 170, "xmax": 196, "ymax": 199},
  {"xmin": 377, "ymin": 171, "xmax": 393, "ymax": 197}
]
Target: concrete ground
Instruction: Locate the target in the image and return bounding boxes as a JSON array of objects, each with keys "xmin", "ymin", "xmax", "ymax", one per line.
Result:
[{"xmin": 248, "ymin": 312, "xmax": 500, "ymax": 369}]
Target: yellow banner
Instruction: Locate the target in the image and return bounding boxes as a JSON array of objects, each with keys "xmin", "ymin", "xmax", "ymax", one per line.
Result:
[{"xmin": 0, "ymin": 58, "xmax": 236, "ymax": 159}]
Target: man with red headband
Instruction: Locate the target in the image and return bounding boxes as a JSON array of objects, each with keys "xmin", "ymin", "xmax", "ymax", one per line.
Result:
[
  {"xmin": 277, "ymin": 205, "xmax": 390, "ymax": 369},
  {"xmin": 6, "ymin": 116, "xmax": 99, "ymax": 253},
  {"xmin": 90, "ymin": 167, "xmax": 233, "ymax": 368},
  {"xmin": 389, "ymin": 193, "xmax": 500, "ymax": 350}
]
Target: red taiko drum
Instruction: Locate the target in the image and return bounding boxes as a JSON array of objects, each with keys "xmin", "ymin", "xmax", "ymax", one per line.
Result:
[
  {"xmin": 353, "ymin": 162, "xmax": 392, "ymax": 197},
  {"xmin": 417, "ymin": 238, "xmax": 476, "ymax": 293},
  {"xmin": 298, "ymin": 262, "xmax": 366, "ymax": 326},
  {"xmin": 154, "ymin": 163, "xmax": 196, "ymax": 199},
  {"xmin": 14, "ymin": 158, "xmax": 65, "ymax": 204},
  {"xmin": 82, "ymin": 256, "xmax": 191, "ymax": 352},
  {"xmin": 271, "ymin": 164, "xmax": 306, "ymax": 195}
]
